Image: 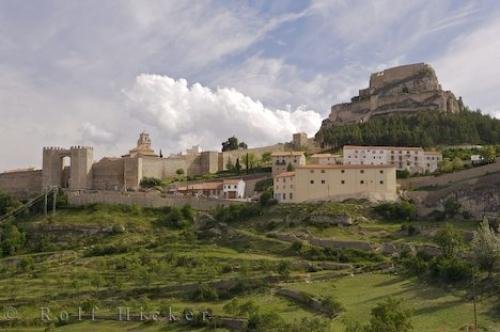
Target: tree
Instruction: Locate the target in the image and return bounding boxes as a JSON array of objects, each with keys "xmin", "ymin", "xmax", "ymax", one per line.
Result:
[
  {"xmin": 480, "ymin": 145, "xmax": 496, "ymax": 164},
  {"xmin": 434, "ymin": 224, "xmax": 463, "ymax": 258},
  {"xmin": 235, "ymin": 158, "xmax": 241, "ymax": 175},
  {"xmin": 443, "ymin": 197, "xmax": 461, "ymax": 219},
  {"xmin": 176, "ymin": 168, "xmax": 185, "ymax": 175},
  {"xmin": 0, "ymin": 191, "xmax": 20, "ymax": 216},
  {"xmin": 222, "ymin": 136, "xmax": 247, "ymax": 151},
  {"xmin": 471, "ymin": 218, "xmax": 500, "ymax": 276},
  {"xmin": 0, "ymin": 223, "xmax": 25, "ymax": 257},
  {"xmin": 140, "ymin": 177, "xmax": 162, "ymax": 188},
  {"xmin": 286, "ymin": 162, "xmax": 294, "ymax": 172},
  {"xmin": 260, "ymin": 152, "xmax": 272, "ymax": 167},
  {"xmin": 243, "ymin": 153, "xmax": 257, "ymax": 173},
  {"xmin": 366, "ymin": 297, "xmax": 413, "ymax": 332},
  {"xmin": 451, "ymin": 157, "xmax": 464, "ymax": 171}
]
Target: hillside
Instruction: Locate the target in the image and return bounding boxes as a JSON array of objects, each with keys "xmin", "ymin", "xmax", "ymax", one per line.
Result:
[
  {"xmin": 0, "ymin": 198, "xmax": 499, "ymax": 331},
  {"xmin": 316, "ymin": 109, "xmax": 500, "ymax": 149}
]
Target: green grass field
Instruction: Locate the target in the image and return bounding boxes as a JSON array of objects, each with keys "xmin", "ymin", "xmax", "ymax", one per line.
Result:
[{"xmin": 0, "ymin": 202, "xmax": 498, "ymax": 331}]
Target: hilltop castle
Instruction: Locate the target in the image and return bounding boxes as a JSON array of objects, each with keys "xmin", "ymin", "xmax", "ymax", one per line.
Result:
[{"xmin": 325, "ymin": 63, "xmax": 464, "ymax": 126}]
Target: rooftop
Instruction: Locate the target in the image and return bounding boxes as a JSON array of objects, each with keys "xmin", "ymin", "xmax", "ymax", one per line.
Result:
[
  {"xmin": 271, "ymin": 151, "xmax": 304, "ymax": 157},
  {"xmin": 343, "ymin": 145, "xmax": 423, "ymax": 151},
  {"xmin": 274, "ymin": 171, "xmax": 296, "ymax": 177},
  {"xmin": 298, "ymin": 164, "xmax": 395, "ymax": 170},
  {"xmin": 311, "ymin": 153, "xmax": 341, "ymax": 158},
  {"xmin": 175, "ymin": 182, "xmax": 222, "ymax": 191},
  {"xmin": 223, "ymin": 178, "xmax": 244, "ymax": 184}
]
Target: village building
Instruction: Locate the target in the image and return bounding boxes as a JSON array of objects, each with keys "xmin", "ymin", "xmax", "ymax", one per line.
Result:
[
  {"xmin": 309, "ymin": 153, "xmax": 342, "ymax": 165},
  {"xmin": 271, "ymin": 151, "xmax": 306, "ymax": 175},
  {"xmin": 274, "ymin": 164, "xmax": 397, "ymax": 203},
  {"xmin": 343, "ymin": 145, "xmax": 441, "ymax": 174},
  {"xmin": 172, "ymin": 182, "xmax": 222, "ymax": 198},
  {"xmin": 222, "ymin": 179, "xmax": 246, "ymax": 199}
]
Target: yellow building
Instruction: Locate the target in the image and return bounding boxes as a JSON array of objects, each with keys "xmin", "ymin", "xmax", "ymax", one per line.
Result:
[
  {"xmin": 274, "ymin": 164, "xmax": 397, "ymax": 203},
  {"xmin": 271, "ymin": 151, "xmax": 306, "ymax": 175},
  {"xmin": 310, "ymin": 153, "xmax": 342, "ymax": 165}
]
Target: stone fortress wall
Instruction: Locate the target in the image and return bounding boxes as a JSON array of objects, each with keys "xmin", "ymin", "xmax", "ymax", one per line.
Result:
[
  {"xmin": 327, "ymin": 63, "xmax": 463, "ymax": 126},
  {"xmin": 0, "ymin": 169, "xmax": 42, "ymax": 199},
  {"xmin": 0, "ymin": 132, "xmax": 292, "ymax": 198}
]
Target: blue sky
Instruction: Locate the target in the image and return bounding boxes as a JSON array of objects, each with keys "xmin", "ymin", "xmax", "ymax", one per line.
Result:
[{"xmin": 1, "ymin": 0, "xmax": 499, "ymax": 171}]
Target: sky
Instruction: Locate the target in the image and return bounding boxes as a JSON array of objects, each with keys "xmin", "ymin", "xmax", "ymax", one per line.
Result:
[{"xmin": 1, "ymin": 0, "xmax": 500, "ymax": 171}]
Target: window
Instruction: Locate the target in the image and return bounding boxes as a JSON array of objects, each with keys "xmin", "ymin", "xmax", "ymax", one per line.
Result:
[
  {"xmin": 341, "ymin": 170, "xmax": 345, "ymax": 173},
  {"xmin": 234, "ymin": 185, "xmax": 237, "ymax": 189},
  {"xmin": 341, "ymin": 180, "xmax": 345, "ymax": 184},
  {"xmin": 321, "ymin": 169, "xmax": 325, "ymax": 173},
  {"xmin": 360, "ymin": 180, "xmax": 364, "ymax": 184},
  {"xmin": 289, "ymin": 193, "xmax": 293, "ymax": 199},
  {"xmin": 321, "ymin": 180, "xmax": 325, "ymax": 184},
  {"xmin": 379, "ymin": 180, "xmax": 384, "ymax": 184},
  {"xmin": 310, "ymin": 170, "xmax": 314, "ymax": 174},
  {"xmin": 282, "ymin": 193, "xmax": 286, "ymax": 200},
  {"xmin": 379, "ymin": 170, "xmax": 384, "ymax": 174},
  {"xmin": 310, "ymin": 180, "xmax": 314, "ymax": 184},
  {"xmin": 360, "ymin": 170, "xmax": 364, "ymax": 174}
]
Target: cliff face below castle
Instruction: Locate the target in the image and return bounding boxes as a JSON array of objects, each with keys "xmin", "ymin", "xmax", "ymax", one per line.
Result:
[{"xmin": 321, "ymin": 63, "xmax": 463, "ymax": 128}]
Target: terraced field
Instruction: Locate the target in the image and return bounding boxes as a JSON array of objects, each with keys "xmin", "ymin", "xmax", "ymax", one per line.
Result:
[{"xmin": 0, "ymin": 202, "xmax": 498, "ymax": 331}]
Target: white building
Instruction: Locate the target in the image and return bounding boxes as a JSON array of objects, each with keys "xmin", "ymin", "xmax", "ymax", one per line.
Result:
[
  {"xmin": 222, "ymin": 179, "xmax": 246, "ymax": 199},
  {"xmin": 343, "ymin": 145, "xmax": 441, "ymax": 174},
  {"xmin": 271, "ymin": 151, "xmax": 306, "ymax": 175}
]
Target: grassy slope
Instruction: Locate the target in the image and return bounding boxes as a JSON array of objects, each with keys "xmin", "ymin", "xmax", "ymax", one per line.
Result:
[{"xmin": 0, "ymin": 203, "xmax": 498, "ymax": 331}]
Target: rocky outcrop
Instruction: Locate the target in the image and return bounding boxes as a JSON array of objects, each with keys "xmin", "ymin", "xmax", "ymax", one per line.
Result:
[{"xmin": 321, "ymin": 63, "xmax": 463, "ymax": 128}]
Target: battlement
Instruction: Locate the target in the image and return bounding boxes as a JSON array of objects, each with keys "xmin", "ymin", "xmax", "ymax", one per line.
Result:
[
  {"xmin": 70, "ymin": 145, "xmax": 93, "ymax": 150},
  {"xmin": 43, "ymin": 146, "xmax": 66, "ymax": 151}
]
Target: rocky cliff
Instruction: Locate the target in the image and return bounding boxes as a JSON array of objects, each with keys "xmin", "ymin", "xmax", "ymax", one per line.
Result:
[{"xmin": 322, "ymin": 63, "xmax": 464, "ymax": 127}]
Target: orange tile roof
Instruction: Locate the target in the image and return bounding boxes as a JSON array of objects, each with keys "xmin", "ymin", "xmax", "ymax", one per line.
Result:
[
  {"xmin": 176, "ymin": 182, "xmax": 222, "ymax": 191},
  {"xmin": 271, "ymin": 151, "xmax": 304, "ymax": 156},
  {"xmin": 223, "ymin": 178, "xmax": 243, "ymax": 184},
  {"xmin": 274, "ymin": 171, "xmax": 296, "ymax": 177}
]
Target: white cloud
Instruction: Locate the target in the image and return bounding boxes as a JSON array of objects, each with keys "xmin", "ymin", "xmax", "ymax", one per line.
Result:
[
  {"xmin": 125, "ymin": 74, "xmax": 323, "ymax": 152},
  {"xmin": 80, "ymin": 122, "xmax": 116, "ymax": 145},
  {"xmin": 433, "ymin": 14, "xmax": 500, "ymax": 117}
]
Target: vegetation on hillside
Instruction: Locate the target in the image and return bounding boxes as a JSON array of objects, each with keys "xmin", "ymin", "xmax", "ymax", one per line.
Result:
[
  {"xmin": 317, "ymin": 109, "xmax": 500, "ymax": 148},
  {"xmin": 0, "ymin": 189, "xmax": 499, "ymax": 331}
]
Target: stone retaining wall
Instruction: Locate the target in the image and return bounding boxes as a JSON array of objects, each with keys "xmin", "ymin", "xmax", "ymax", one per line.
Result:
[{"xmin": 65, "ymin": 189, "xmax": 239, "ymax": 210}]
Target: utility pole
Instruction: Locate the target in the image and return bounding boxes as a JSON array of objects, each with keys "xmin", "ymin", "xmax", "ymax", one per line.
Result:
[
  {"xmin": 472, "ymin": 272, "xmax": 478, "ymax": 331},
  {"xmin": 44, "ymin": 189, "xmax": 48, "ymax": 218},
  {"xmin": 52, "ymin": 188, "xmax": 57, "ymax": 217}
]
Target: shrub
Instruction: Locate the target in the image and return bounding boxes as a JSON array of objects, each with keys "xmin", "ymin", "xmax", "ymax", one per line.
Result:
[
  {"xmin": 0, "ymin": 223, "xmax": 25, "ymax": 257},
  {"xmin": 321, "ymin": 296, "xmax": 343, "ymax": 318},
  {"xmin": 374, "ymin": 201, "xmax": 416, "ymax": 222},
  {"xmin": 367, "ymin": 297, "xmax": 413, "ymax": 332},
  {"xmin": 254, "ymin": 178, "xmax": 273, "ymax": 192},
  {"xmin": 190, "ymin": 284, "xmax": 219, "ymax": 301},
  {"xmin": 429, "ymin": 257, "xmax": 472, "ymax": 283},
  {"xmin": 140, "ymin": 177, "xmax": 162, "ymax": 188},
  {"xmin": 0, "ymin": 191, "xmax": 21, "ymax": 216},
  {"xmin": 86, "ymin": 243, "xmax": 128, "ymax": 256},
  {"xmin": 396, "ymin": 169, "xmax": 410, "ymax": 179},
  {"xmin": 259, "ymin": 191, "xmax": 274, "ymax": 207},
  {"xmin": 163, "ymin": 206, "xmax": 191, "ymax": 228},
  {"xmin": 433, "ymin": 224, "xmax": 463, "ymax": 258}
]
